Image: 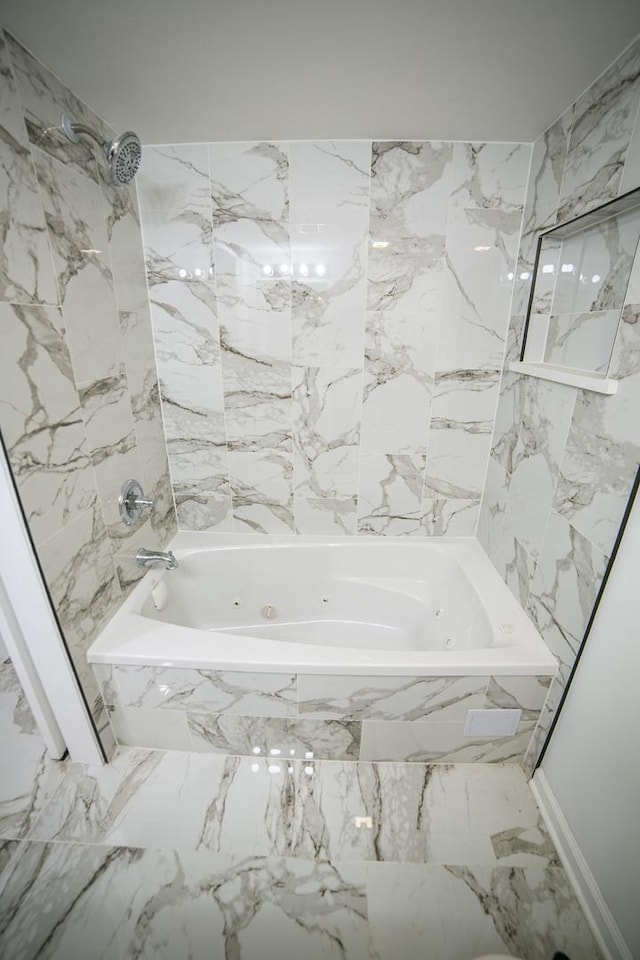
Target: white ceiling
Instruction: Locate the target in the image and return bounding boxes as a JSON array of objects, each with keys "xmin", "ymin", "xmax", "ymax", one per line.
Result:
[{"xmin": 3, "ymin": 0, "xmax": 640, "ymax": 145}]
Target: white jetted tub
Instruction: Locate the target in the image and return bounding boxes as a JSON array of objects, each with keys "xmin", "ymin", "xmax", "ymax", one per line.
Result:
[
  {"xmin": 89, "ymin": 534, "xmax": 556, "ymax": 762},
  {"xmin": 89, "ymin": 533, "xmax": 554, "ymax": 676}
]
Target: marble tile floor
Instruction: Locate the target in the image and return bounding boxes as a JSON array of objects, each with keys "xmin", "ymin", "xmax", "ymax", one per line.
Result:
[{"xmin": 0, "ymin": 665, "xmax": 602, "ymax": 959}]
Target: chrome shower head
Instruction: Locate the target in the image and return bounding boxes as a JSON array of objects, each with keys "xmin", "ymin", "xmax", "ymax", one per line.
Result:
[
  {"xmin": 61, "ymin": 113, "xmax": 142, "ymax": 186},
  {"xmin": 104, "ymin": 131, "xmax": 142, "ymax": 186}
]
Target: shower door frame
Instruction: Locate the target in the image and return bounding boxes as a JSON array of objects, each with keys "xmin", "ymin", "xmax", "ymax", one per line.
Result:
[{"xmin": 0, "ymin": 437, "xmax": 104, "ymax": 764}]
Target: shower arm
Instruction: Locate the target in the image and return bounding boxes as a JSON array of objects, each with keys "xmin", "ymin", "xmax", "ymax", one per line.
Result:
[{"xmin": 67, "ymin": 122, "xmax": 107, "ymax": 149}]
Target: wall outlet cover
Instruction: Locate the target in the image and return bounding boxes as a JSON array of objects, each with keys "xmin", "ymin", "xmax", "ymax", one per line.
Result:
[{"xmin": 463, "ymin": 708, "xmax": 522, "ymax": 737}]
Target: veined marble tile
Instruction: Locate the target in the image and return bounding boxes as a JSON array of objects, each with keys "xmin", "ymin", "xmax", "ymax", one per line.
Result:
[
  {"xmin": 0, "ymin": 839, "xmax": 19, "ymax": 874},
  {"xmin": 369, "ymin": 140, "xmax": 453, "ymax": 242},
  {"xmin": 209, "ymin": 140, "xmax": 289, "ymax": 224},
  {"xmin": 290, "ymin": 141, "xmax": 369, "ymax": 366},
  {"xmin": 0, "ymin": 842, "xmax": 370, "ymax": 960},
  {"xmin": 438, "ymin": 206, "xmax": 521, "ymax": 370},
  {"xmin": 188, "ymin": 713, "xmax": 361, "ymax": 760},
  {"xmin": 286, "ymin": 759, "xmax": 552, "ymax": 864},
  {"xmin": 528, "ymin": 236, "xmax": 563, "ymax": 317},
  {"xmin": 232, "ymin": 500, "xmax": 295, "ymax": 534},
  {"xmin": 554, "ymin": 304, "xmax": 640, "ymax": 555},
  {"xmin": 0, "ymin": 34, "xmax": 58, "ymax": 305},
  {"xmin": 422, "ymin": 498, "xmax": 480, "ymax": 537},
  {"xmin": 485, "ymin": 676, "xmax": 552, "ymax": 722},
  {"xmin": 560, "ymin": 307, "xmax": 615, "ymax": 374},
  {"xmin": 150, "ymin": 280, "xmax": 222, "ymax": 413},
  {"xmin": 151, "ymin": 279, "xmax": 226, "ymax": 482},
  {"xmin": 294, "ymin": 497, "xmax": 358, "ymax": 535},
  {"xmin": 367, "ymin": 863, "xmax": 602, "ymax": 960},
  {"xmin": 103, "ymin": 177, "xmax": 151, "ymax": 317},
  {"xmin": 24, "ymin": 747, "xmax": 560, "ymax": 871},
  {"xmin": 219, "ymin": 281, "xmax": 292, "ymax": 364},
  {"xmin": 360, "ymin": 720, "xmax": 535, "ymax": 764},
  {"xmin": 0, "ymin": 302, "xmax": 97, "ymax": 545},
  {"xmin": 357, "ymin": 455, "xmax": 426, "ymax": 537},
  {"xmin": 477, "ymin": 456, "xmax": 511, "ymax": 571},
  {"xmin": 509, "ymin": 237, "xmax": 538, "ymax": 319},
  {"xmin": 621, "ymin": 96, "xmax": 640, "ymax": 193},
  {"xmin": 33, "ymin": 148, "xmax": 124, "ymax": 384},
  {"xmin": 78, "ymin": 370, "xmax": 140, "ymax": 533},
  {"xmin": 424, "ymin": 369, "xmax": 498, "ymax": 499},
  {"xmin": 491, "ymin": 373, "xmax": 523, "ymax": 476},
  {"xmin": 290, "ymin": 139, "xmax": 370, "ymax": 211},
  {"xmin": 627, "ymin": 239, "xmax": 640, "ymax": 304},
  {"xmin": 137, "ymin": 143, "xmax": 211, "ymax": 212},
  {"xmin": 142, "ymin": 207, "xmax": 215, "ymax": 285},
  {"xmin": 174, "ymin": 483, "xmax": 234, "ymax": 532},
  {"xmin": 221, "ymin": 347, "xmax": 292, "ymax": 451},
  {"xmin": 502, "ymin": 532, "xmax": 538, "ymax": 611},
  {"xmin": 288, "ymin": 760, "xmax": 434, "ymax": 863},
  {"xmin": 293, "ymin": 366, "xmax": 362, "ymax": 499},
  {"xmin": 0, "ymin": 735, "xmax": 64, "ymax": 840},
  {"xmin": 5, "ymin": 32, "xmax": 109, "ymax": 179},
  {"xmin": 491, "ymin": 315, "xmax": 524, "ymax": 474},
  {"xmin": 551, "ymin": 212, "xmax": 640, "ymax": 316},
  {"xmin": 37, "ymin": 502, "xmax": 122, "ymax": 701},
  {"xmin": 229, "ymin": 449, "xmax": 294, "ymax": 532},
  {"xmin": 96, "ymin": 663, "xmax": 298, "ymax": 717},
  {"xmin": 545, "ymin": 309, "xmax": 621, "ymax": 373},
  {"xmin": 478, "ymin": 454, "xmax": 538, "ymax": 610},
  {"xmin": 108, "ymin": 705, "xmax": 192, "ymax": 750},
  {"xmin": 25, "ymin": 749, "xmax": 175, "ymax": 846},
  {"xmin": 431, "ymin": 367, "xmax": 500, "ymax": 422},
  {"xmin": 558, "ymin": 36, "xmax": 640, "ymax": 222},
  {"xmin": 505, "ymin": 377, "xmax": 576, "ymax": 560},
  {"xmin": 0, "ymin": 662, "xmax": 37, "ymax": 736},
  {"xmin": 521, "ymin": 108, "xmax": 573, "ymax": 239},
  {"xmin": 297, "ymin": 674, "xmax": 488, "ymax": 722},
  {"xmin": 162, "ymin": 399, "xmax": 227, "ymax": 487},
  {"xmin": 366, "ymin": 237, "xmax": 445, "ymax": 314},
  {"xmin": 418, "ymin": 764, "xmax": 556, "ymax": 861},
  {"xmin": 424, "ymin": 428, "xmax": 491, "ymax": 500},
  {"xmin": 28, "ymin": 751, "xmax": 294, "ymax": 858},
  {"xmin": 290, "ymin": 224, "xmax": 366, "ymax": 366},
  {"xmin": 361, "ymin": 311, "xmax": 438, "ymax": 454},
  {"xmin": 523, "ymin": 672, "xmax": 568, "ymax": 776},
  {"xmin": 527, "ymin": 510, "xmax": 609, "ymax": 676},
  {"xmin": 450, "ymin": 141, "xmax": 530, "ymax": 212},
  {"xmin": 215, "ymin": 219, "xmax": 291, "ymax": 354},
  {"xmin": 117, "ymin": 306, "xmax": 170, "ymax": 487},
  {"xmin": 146, "ymin": 468, "xmax": 178, "ymax": 546}
]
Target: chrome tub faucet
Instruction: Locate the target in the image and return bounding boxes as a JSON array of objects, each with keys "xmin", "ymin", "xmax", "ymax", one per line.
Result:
[{"xmin": 135, "ymin": 548, "xmax": 178, "ymax": 571}]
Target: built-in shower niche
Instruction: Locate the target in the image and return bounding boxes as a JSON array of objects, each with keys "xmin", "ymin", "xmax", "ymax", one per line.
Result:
[{"xmin": 511, "ymin": 186, "xmax": 640, "ymax": 395}]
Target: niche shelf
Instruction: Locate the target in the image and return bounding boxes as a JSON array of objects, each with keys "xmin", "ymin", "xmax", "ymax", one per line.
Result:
[
  {"xmin": 509, "ymin": 360, "xmax": 618, "ymax": 394},
  {"xmin": 514, "ymin": 185, "xmax": 640, "ymax": 395}
]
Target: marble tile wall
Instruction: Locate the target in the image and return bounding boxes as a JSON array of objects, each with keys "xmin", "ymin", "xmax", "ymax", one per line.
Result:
[
  {"xmin": 93, "ymin": 663, "xmax": 552, "ymax": 763},
  {"xmin": 138, "ymin": 138, "xmax": 531, "ymax": 535},
  {"xmin": 479, "ymin": 35, "xmax": 640, "ymax": 774},
  {"xmin": 540, "ymin": 207, "xmax": 640, "ymax": 372},
  {"xmin": 0, "ymin": 28, "xmax": 177, "ymax": 737}
]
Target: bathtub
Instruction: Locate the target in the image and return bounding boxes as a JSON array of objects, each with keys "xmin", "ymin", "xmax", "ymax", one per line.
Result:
[{"xmin": 89, "ymin": 534, "xmax": 556, "ymax": 763}]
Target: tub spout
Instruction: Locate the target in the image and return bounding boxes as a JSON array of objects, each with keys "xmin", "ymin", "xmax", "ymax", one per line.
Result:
[{"xmin": 136, "ymin": 548, "xmax": 178, "ymax": 571}]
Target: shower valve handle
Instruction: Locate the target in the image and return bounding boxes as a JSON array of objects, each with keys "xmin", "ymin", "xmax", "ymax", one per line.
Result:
[{"xmin": 118, "ymin": 479, "xmax": 155, "ymax": 526}]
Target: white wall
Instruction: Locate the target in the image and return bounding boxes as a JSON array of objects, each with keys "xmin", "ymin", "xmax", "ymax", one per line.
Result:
[
  {"xmin": 541, "ymin": 480, "xmax": 640, "ymax": 958},
  {"xmin": 2, "ymin": 0, "xmax": 640, "ymax": 144}
]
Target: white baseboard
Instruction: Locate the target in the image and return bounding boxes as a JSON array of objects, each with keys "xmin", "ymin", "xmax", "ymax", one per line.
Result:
[{"xmin": 531, "ymin": 771, "xmax": 632, "ymax": 960}]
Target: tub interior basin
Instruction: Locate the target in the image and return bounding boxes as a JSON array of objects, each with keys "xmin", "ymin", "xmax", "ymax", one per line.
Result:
[{"xmin": 140, "ymin": 561, "xmax": 494, "ymax": 652}]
